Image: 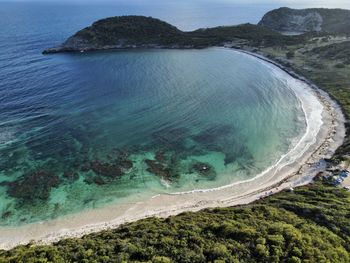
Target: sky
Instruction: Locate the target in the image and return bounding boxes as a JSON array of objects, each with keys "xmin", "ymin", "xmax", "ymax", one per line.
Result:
[
  {"xmin": 266, "ymin": 0, "xmax": 350, "ymax": 8},
  {"xmin": 0, "ymin": 0, "xmax": 348, "ymax": 31},
  {"xmin": 1, "ymin": 0, "xmax": 349, "ymax": 8}
]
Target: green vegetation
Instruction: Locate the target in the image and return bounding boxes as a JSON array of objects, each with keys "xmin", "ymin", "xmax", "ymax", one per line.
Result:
[
  {"xmin": 44, "ymin": 16, "xmax": 307, "ymax": 53},
  {"xmin": 308, "ymin": 41, "xmax": 350, "ymax": 64},
  {"xmin": 189, "ymin": 24, "xmax": 305, "ymax": 47},
  {"xmin": 74, "ymin": 16, "xmax": 186, "ymax": 46},
  {"xmin": 1, "ymin": 178, "xmax": 349, "ymax": 262},
  {"xmin": 303, "ymin": 45, "xmax": 350, "ymax": 159}
]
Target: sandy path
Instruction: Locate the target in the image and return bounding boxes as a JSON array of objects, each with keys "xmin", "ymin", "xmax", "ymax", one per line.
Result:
[{"xmin": 0, "ymin": 49, "xmax": 345, "ymax": 250}]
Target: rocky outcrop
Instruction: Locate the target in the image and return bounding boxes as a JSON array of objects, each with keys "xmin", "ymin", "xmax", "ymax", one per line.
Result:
[{"xmin": 258, "ymin": 7, "xmax": 350, "ymax": 34}]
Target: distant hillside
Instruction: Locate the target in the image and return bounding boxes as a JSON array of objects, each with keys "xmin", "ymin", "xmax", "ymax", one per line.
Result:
[
  {"xmin": 307, "ymin": 41, "xmax": 350, "ymax": 65},
  {"xmin": 43, "ymin": 16, "xmax": 303, "ymax": 54},
  {"xmin": 258, "ymin": 7, "xmax": 350, "ymax": 34}
]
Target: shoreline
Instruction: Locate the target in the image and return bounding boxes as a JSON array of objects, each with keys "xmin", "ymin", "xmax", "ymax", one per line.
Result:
[{"xmin": 0, "ymin": 49, "xmax": 345, "ymax": 250}]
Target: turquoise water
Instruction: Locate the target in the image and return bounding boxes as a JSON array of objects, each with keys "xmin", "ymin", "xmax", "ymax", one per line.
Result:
[
  {"xmin": 0, "ymin": 1, "xmax": 307, "ymax": 226},
  {"xmin": 0, "ymin": 48, "xmax": 306, "ymax": 225}
]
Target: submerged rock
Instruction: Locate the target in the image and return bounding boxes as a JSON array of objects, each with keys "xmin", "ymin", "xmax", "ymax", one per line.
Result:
[
  {"xmin": 63, "ymin": 171, "xmax": 80, "ymax": 182},
  {"xmin": 6, "ymin": 171, "xmax": 61, "ymax": 201},
  {"xmin": 90, "ymin": 161, "xmax": 123, "ymax": 178},
  {"xmin": 93, "ymin": 176, "xmax": 107, "ymax": 185},
  {"xmin": 119, "ymin": 160, "xmax": 133, "ymax": 170},
  {"xmin": 1, "ymin": 211, "xmax": 12, "ymax": 219},
  {"xmin": 155, "ymin": 151, "xmax": 166, "ymax": 163},
  {"xmin": 83, "ymin": 176, "xmax": 94, "ymax": 185},
  {"xmin": 115, "ymin": 148, "xmax": 130, "ymax": 160},
  {"xmin": 145, "ymin": 156, "xmax": 179, "ymax": 182},
  {"xmin": 190, "ymin": 162, "xmax": 216, "ymax": 178},
  {"xmin": 0, "ymin": 181, "xmax": 8, "ymax": 187},
  {"xmin": 145, "ymin": 159, "xmax": 172, "ymax": 181},
  {"xmin": 84, "ymin": 175, "xmax": 108, "ymax": 186},
  {"xmin": 81, "ymin": 162, "xmax": 91, "ymax": 172},
  {"xmin": 89, "ymin": 154, "xmax": 133, "ymax": 177},
  {"xmin": 80, "ymin": 149, "xmax": 134, "ymax": 186}
]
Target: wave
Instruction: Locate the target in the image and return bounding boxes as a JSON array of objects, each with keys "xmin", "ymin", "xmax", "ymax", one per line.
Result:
[{"xmin": 0, "ymin": 127, "xmax": 16, "ymax": 146}]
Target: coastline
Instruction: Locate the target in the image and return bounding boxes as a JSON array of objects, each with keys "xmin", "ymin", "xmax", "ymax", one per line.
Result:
[{"xmin": 0, "ymin": 49, "xmax": 345, "ymax": 250}]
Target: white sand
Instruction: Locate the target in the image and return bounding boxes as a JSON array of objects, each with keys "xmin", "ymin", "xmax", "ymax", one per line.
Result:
[
  {"xmin": 341, "ymin": 177, "xmax": 350, "ymax": 188},
  {"xmin": 0, "ymin": 50, "xmax": 345, "ymax": 250}
]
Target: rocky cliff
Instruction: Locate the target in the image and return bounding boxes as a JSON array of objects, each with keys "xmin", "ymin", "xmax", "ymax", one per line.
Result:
[{"xmin": 258, "ymin": 7, "xmax": 350, "ymax": 34}]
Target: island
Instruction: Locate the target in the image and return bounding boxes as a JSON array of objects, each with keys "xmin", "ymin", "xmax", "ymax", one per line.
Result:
[{"xmin": 2, "ymin": 7, "xmax": 350, "ymax": 263}]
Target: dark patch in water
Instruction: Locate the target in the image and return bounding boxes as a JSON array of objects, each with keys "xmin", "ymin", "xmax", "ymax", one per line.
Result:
[
  {"xmin": 151, "ymin": 127, "xmax": 190, "ymax": 152},
  {"xmin": 63, "ymin": 171, "xmax": 80, "ymax": 182},
  {"xmin": 191, "ymin": 124, "xmax": 243, "ymax": 165},
  {"xmin": 83, "ymin": 198, "xmax": 95, "ymax": 205},
  {"xmin": 81, "ymin": 150, "xmax": 134, "ymax": 185},
  {"xmin": 145, "ymin": 151, "xmax": 180, "ymax": 182},
  {"xmin": 190, "ymin": 161, "xmax": 216, "ymax": 179},
  {"xmin": 192, "ymin": 124, "xmax": 233, "ymax": 144},
  {"xmin": 6, "ymin": 170, "xmax": 61, "ymax": 202},
  {"xmin": 1, "ymin": 211, "xmax": 12, "ymax": 220},
  {"xmin": 90, "ymin": 161, "xmax": 124, "ymax": 178},
  {"xmin": 84, "ymin": 175, "xmax": 107, "ymax": 186}
]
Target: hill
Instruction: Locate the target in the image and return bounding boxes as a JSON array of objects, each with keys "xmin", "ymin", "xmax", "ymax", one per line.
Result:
[
  {"xmin": 43, "ymin": 16, "xmax": 186, "ymax": 53},
  {"xmin": 43, "ymin": 16, "xmax": 303, "ymax": 53},
  {"xmin": 258, "ymin": 7, "xmax": 350, "ymax": 34}
]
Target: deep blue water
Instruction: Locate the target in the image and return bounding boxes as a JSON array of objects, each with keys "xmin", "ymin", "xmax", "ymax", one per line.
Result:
[{"xmin": 0, "ymin": 1, "xmax": 306, "ymax": 225}]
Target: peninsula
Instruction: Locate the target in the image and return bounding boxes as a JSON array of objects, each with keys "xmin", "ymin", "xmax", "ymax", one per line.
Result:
[
  {"xmin": 42, "ymin": 16, "xmax": 299, "ymax": 53},
  {"xmin": 43, "ymin": 7, "xmax": 350, "ymax": 54}
]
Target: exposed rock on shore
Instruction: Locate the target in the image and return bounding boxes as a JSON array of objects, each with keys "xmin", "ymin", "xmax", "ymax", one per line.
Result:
[{"xmin": 258, "ymin": 7, "xmax": 350, "ymax": 34}]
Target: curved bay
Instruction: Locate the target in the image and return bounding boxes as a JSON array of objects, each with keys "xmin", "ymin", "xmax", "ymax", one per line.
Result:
[{"xmin": 0, "ymin": 48, "xmax": 306, "ymax": 226}]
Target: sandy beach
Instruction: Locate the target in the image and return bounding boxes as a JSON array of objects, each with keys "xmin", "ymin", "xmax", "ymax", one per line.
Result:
[{"xmin": 0, "ymin": 50, "xmax": 345, "ymax": 250}]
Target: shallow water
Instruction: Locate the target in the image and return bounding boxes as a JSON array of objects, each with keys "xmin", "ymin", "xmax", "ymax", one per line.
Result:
[
  {"xmin": 0, "ymin": 2, "xmax": 307, "ymax": 226},
  {"xmin": 0, "ymin": 47, "xmax": 306, "ymax": 225}
]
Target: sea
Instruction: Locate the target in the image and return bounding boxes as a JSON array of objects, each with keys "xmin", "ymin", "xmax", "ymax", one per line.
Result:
[{"xmin": 0, "ymin": 1, "xmax": 307, "ymax": 225}]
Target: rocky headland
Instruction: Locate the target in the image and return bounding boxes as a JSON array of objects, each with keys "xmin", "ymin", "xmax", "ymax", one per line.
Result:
[
  {"xmin": 42, "ymin": 15, "xmax": 299, "ymax": 54},
  {"xmin": 258, "ymin": 7, "xmax": 350, "ymax": 34},
  {"xmin": 43, "ymin": 8, "xmax": 350, "ymax": 54}
]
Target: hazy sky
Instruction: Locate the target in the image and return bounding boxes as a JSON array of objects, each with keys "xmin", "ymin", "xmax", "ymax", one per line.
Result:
[{"xmin": 1, "ymin": 0, "xmax": 350, "ymax": 8}]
